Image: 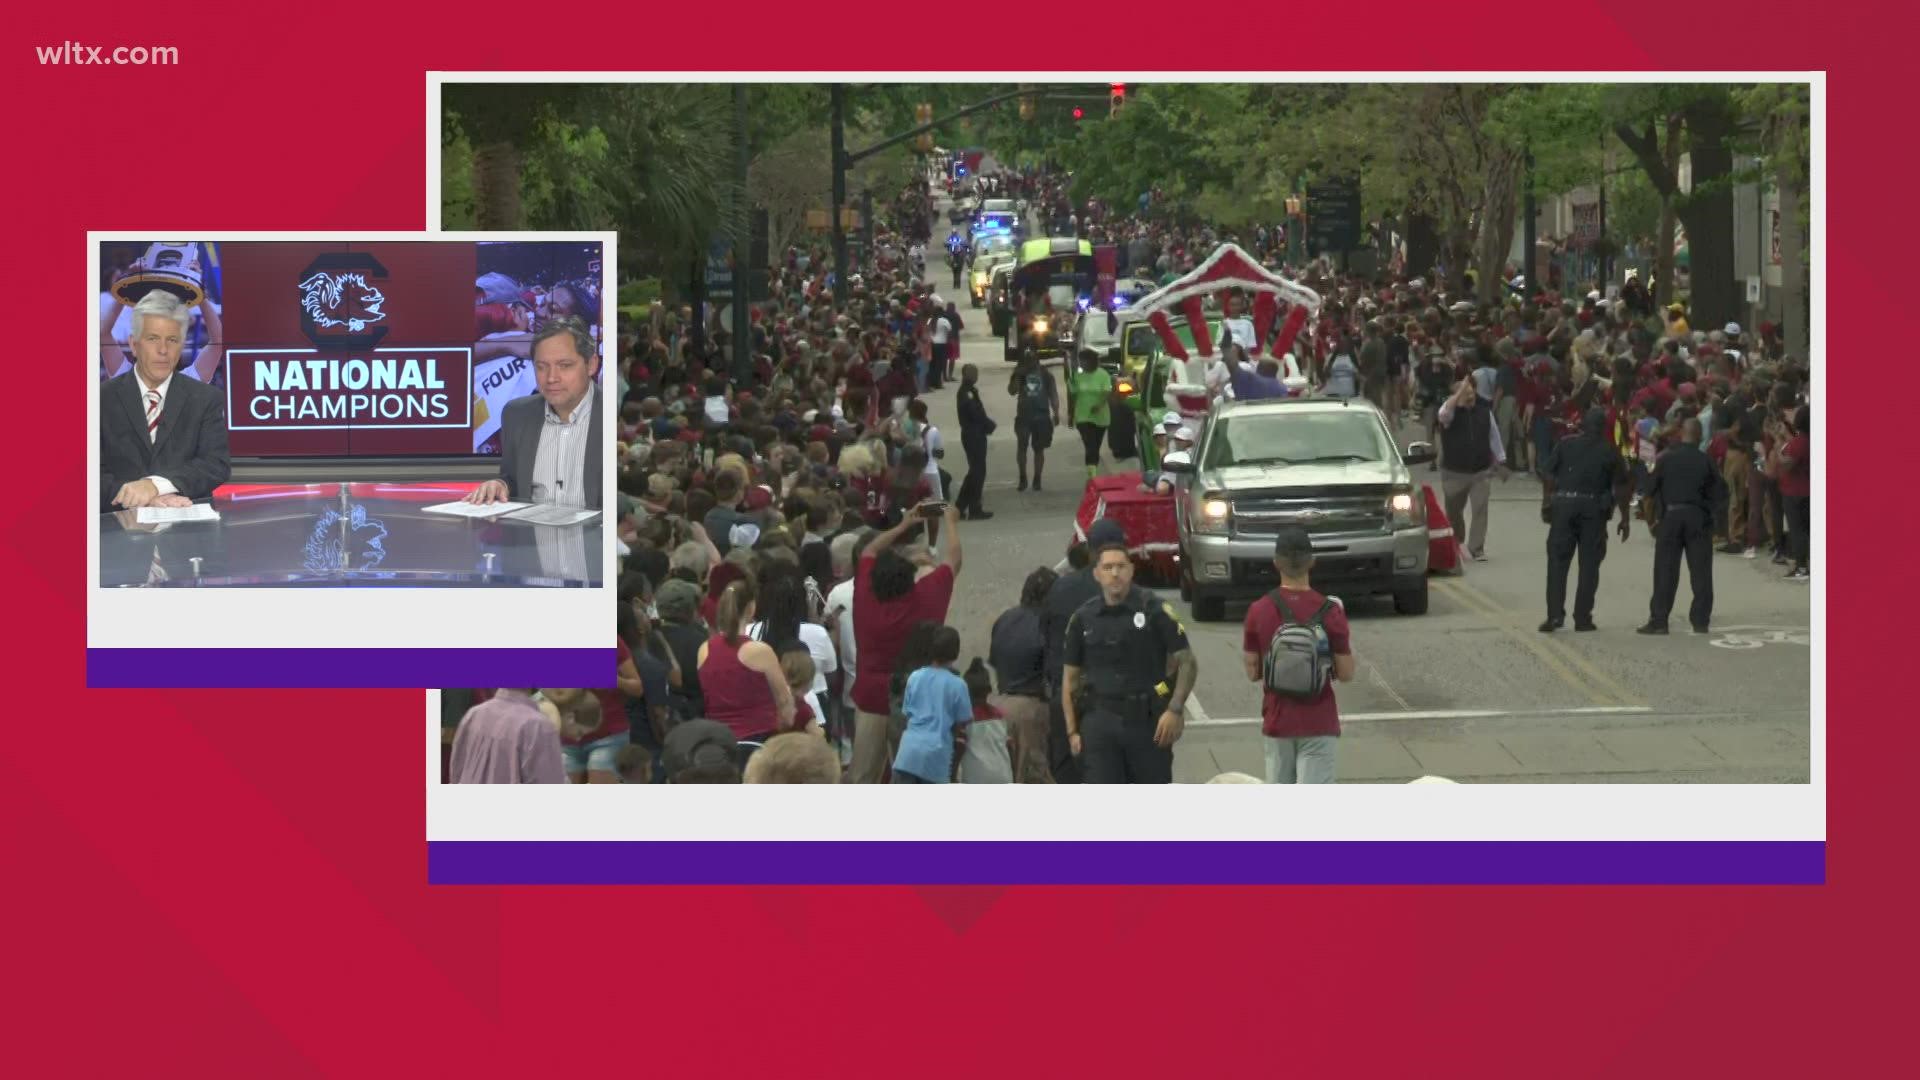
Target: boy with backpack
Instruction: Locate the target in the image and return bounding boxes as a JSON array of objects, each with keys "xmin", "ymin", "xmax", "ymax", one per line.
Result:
[{"xmin": 1240, "ymin": 527, "xmax": 1356, "ymax": 783}]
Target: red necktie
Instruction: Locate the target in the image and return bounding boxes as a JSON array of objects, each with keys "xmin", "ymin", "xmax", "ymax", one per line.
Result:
[{"xmin": 145, "ymin": 390, "xmax": 161, "ymax": 443}]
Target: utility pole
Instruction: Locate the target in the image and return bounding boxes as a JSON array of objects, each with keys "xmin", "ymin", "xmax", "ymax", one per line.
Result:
[
  {"xmin": 860, "ymin": 189, "xmax": 874, "ymax": 265},
  {"xmin": 1522, "ymin": 147, "xmax": 1537, "ymax": 297},
  {"xmin": 731, "ymin": 84, "xmax": 751, "ymax": 386},
  {"xmin": 1598, "ymin": 131, "xmax": 1611, "ymax": 287},
  {"xmin": 830, "ymin": 84, "xmax": 848, "ymax": 309}
]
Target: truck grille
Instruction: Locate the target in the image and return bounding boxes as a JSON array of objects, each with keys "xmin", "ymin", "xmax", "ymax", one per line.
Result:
[{"xmin": 1231, "ymin": 488, "xmax": 1391, "ymax": 537}]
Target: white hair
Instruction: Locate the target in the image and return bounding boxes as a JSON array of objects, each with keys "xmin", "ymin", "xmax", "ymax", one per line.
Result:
[{"xmin": 128, "ymin": 291, "xmax": 192, "ymax": 344}]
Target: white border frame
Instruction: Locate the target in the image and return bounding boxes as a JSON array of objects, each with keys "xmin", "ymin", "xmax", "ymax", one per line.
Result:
[
  {"xmin": 88, "ymin": 230, "xmax": 618, "ymax": 651},
  {"xmin": 424, "ymin": 73, "xmax": 1822, "ymax": 843}
]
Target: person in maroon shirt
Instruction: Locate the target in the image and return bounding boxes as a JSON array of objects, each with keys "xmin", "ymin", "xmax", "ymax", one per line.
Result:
[
  {"xmin": 848, "ymin": 501, "xmax": 963, "ymax": 783},
  {"xmin": 1240, "ymin": 527, "xmax": 1356, "ymax": 783},
  {"xmin": 1774, "ymin": 405, "xmax": 1811, "ymax": 580},
  {"xmin": 698, "ymin": 577, "xmax": 796, "ymax": 741}
]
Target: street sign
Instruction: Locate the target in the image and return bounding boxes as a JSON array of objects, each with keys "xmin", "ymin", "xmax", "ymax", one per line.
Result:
[
  {"xmin": 1306, "ymin": 178, "xmax": 1361, "ymax": 256},
  {"xmin": 704, "ymin": 233, "xmax": 733, "ymax": 305}
]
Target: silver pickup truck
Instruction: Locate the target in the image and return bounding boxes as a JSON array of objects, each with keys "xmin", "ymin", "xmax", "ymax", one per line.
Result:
[{"xmin": 1161, "ymin": 396, "xmax": 1437, "ymax": 621}]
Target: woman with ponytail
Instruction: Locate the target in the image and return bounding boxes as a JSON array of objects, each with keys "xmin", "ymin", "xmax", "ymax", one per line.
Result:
[{"xmin": 697, "ymin": 577, "xmax": 795, "ymax": 741}]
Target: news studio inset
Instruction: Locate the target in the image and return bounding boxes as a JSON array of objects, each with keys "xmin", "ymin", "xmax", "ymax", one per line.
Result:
[{"xmin": 89, "ymin": 233, "xmax": 616, "ymax": 690}]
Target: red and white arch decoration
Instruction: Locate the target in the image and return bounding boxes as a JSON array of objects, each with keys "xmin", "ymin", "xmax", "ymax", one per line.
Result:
[{"xmin": 1130, "ymin": 244, "xmax": 1321, "ymax": 418}]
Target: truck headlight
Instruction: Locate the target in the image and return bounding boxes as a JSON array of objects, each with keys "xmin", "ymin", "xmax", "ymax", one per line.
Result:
[
  {"xmin": 1032, "ymin": 317, "xmax": 1049, "ymax": 335},
  {"xmin": 1194, "ymin": 492, "xmax": 1229, "ymax": 534},
  {"xmin": 1388, "ymin": 488, "xmax": 1417, "ymax": 528}
]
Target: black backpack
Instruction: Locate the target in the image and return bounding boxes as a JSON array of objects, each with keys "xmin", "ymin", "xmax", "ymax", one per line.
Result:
[{"xmin": 1260, "ymin": 592, "xmax": 1336, "ymax": 701}]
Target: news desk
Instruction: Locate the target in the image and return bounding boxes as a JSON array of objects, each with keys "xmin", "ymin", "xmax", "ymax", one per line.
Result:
[{"xmin": 99, "ymin": 482, "xmax": 603, "ymax": 588}]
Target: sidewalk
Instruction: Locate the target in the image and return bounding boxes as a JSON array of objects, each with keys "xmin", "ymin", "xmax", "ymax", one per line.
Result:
[{"xmin": 1175, "ymin": 707, "xmax": 1811, "ymax": 783}]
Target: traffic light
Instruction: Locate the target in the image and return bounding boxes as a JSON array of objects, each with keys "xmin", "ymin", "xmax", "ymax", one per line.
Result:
[
  {"xmin": 1018, "ymin": 83, "xmax": 1036, "ymax": 122},
  {"xmin": 1109, "ymin": 83, "xmax": 1126, "ymax": 117},
  {"xmin": 1072, "ymin": 106, "xmax": 1084, "ymax": 121},
  {"xmin": 915, "ymin": 102, "xmax": 934, "ymax": 153}
]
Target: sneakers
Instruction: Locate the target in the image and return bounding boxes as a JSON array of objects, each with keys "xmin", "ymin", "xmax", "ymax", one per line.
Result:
[
  {"xmin": 1635, "ymin": 623, "xmax": 1669, "ymax": 635},
  {"xmin": 1786, "ymin": 567, "xmax": 1810, "ymax": 582},
  {"xmin": 1771, "ymin": 551, "xmax": 1790, "ymax": 566},
  {"xmin": 1471, "ymin": 551, "xmax": 1488, "ymax": 562},
  {"xmin": 1718, "ymin": 542, "xmax": 1744, "ymax": 555},
  {"xmin": 1742, "ymin": 547, "xmax": 1758, "ymax": 560}
]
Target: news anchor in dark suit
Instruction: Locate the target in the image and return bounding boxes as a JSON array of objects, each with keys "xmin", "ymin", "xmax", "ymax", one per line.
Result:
[
  {"xmin": 466, "ymin": 316, "xmax": 602, "ymax": 511},
  {"xmin": 100, "ymin": 292, "xmax": 231, "ymax": 513}
]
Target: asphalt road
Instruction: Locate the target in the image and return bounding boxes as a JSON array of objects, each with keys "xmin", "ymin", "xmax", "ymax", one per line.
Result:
[{"xmin": 915, "ymin": 188, "xmax": 1813, "ymax": 783}]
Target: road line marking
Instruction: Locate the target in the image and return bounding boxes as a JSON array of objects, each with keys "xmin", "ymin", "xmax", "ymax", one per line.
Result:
[
  {"xmin": 1434, "ymin": 578, "xmax": 1619, "ymax": 707},
  {"xmin": 1184, "ymin": 705, "xmax": 1654, "ymax": 727},
  {"xmin": 1184, "ymin": 695, "xmax": 1211, "ymax": 725},
  {"xmin": 1435, "ymin": 578, "xmax": 1647, "ymax": 708}
]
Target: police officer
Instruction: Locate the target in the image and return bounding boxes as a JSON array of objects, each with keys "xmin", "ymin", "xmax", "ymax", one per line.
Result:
[
  {"xmin": 1639, "ymin": 417, "xmax": 1728, "ymax": 635},
  {"xmin": 1060, "ymin": 531, "xmax": 1198, "ymax": 783},
  {"xmin": 1539, "ymin": 407, "xmax": 1632, "ymax": 633},
  {"xmin": 1040, "ymin": 517, "xmax": 1125, "ymax": 783}
]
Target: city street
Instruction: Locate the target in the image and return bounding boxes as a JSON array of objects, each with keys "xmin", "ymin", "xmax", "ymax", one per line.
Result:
[{"xmin": 921, "ymin": 193, "xmax": 1812, "ymax": 783}]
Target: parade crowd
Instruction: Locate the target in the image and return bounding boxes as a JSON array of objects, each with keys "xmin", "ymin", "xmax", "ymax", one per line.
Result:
[{"xmin": 444, "ymin": 164, "xmax": 1813, "ymax": 786}]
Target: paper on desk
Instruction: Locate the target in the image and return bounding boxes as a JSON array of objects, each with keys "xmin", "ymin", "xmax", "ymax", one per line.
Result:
[
  {"xmin": 505, "ymin": 505, "xmax": 601, "ymax": 527},
  {"xmin": 421, "ymin": 500, "xmax": 531, "ymax": 519},
  {"xmin": 136, "ymin": 504, "xmax": 220, "ymax": 524}
]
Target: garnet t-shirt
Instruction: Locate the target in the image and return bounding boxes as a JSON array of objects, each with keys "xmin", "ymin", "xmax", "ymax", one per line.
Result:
[
  {"xmin": 1777, "ymin": 434, "xmax": 1811, "ymax": 498},
  {"xmin": 851, "ymin": 556, "xmax": 955, "ymax": 715},
  {"xmin": 1241, "ymin": 588, "xmax": 1351, "ymax": 739}
]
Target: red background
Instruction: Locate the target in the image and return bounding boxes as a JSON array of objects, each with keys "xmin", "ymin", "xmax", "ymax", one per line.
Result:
[
  {"xmin": 12, "ymin": 2, "xmax": 1902, "ymax": 1074},
  {"xmin": 221, "ymin": 241, "xmax": 478, "ymax": 455}
]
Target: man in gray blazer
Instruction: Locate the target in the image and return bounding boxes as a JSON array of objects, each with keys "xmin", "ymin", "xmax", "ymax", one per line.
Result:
[
  {"xmin": 466, "ymin": 316, "xmax": 602, "ymax": 511},
  {"xmin": 99, "ymin": 292, "xmax": 231, "ymax": 513}
]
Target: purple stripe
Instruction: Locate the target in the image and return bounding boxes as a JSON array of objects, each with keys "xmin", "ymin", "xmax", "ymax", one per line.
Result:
[
  {"xmin": 87, "ymin": 648, "xmax": 612, "ymax": 688},
  {"xmin": 428, "ymin": 841, "xmax": 1825, "ymax": 885}
]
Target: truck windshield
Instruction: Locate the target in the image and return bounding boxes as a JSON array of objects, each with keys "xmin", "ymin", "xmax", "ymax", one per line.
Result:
[{"xmin": 1203, "ymin": 411, "xmax": 1392, "ymax": 469}]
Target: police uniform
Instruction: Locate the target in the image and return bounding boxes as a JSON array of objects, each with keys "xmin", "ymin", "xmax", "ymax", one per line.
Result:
[
  {"xmin": 1643, "ymin": 441, "xmax": 1728, "ymax": 633},
  {"xmin": 1061, "ymin": 584, "xmax": 1190, "ymax": 784},
  {"xmin": 1540, "ymin": 424, "xmax": 1624, "ymax": 630}
]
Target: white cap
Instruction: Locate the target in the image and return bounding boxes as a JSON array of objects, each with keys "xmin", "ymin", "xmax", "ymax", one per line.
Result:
[
  {"xmin": 1160, "ymin": 413, "xmax": 1181, "ymax": 430},
  {"xmin": 1173, "ymin": 425, "xmax": 1197, "ymax": 443},
  {"xmin": 1724, "ymin": 322, "xmax": 1742, "ymax": 336}
]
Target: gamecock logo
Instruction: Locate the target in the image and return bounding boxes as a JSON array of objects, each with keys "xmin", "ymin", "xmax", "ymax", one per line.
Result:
[
  {"xmin": 296, "ymin": 252, "xmax": 391, "ymax": 349},
  {"xmin": 298, "ymin": 272, "xmax": 387, "ymax": 333}
]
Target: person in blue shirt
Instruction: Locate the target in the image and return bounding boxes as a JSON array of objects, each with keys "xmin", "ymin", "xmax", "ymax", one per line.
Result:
[
  {"xmin": 1225, "ymin": 344, "xmax": 1289, "ymax": 401},
  {"xmin": 892, "ymin": 626, "xmax": 972, "ymax": 783}
]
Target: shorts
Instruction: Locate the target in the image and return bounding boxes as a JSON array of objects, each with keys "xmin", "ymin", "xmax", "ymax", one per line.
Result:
[
  {"xmin": 561, "ymin": 729, "xmax": 630, "ymax": 775},
  {"xmin": 1015, "ymin": 417, "xmax": 1052, "ymax": 451}
]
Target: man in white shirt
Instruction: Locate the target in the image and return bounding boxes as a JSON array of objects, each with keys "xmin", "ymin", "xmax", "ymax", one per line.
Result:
[{"xmin": 99, "ymin": 292, "xmax": 231, "ymax": 511}]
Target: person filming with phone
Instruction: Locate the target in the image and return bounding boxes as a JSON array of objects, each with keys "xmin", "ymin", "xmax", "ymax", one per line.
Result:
[{"xmin": 847, "ymin": 499, "xmax": 963, "ymax": 783}]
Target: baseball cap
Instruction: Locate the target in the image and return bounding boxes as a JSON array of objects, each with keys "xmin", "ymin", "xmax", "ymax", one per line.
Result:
[
  {"xmin": 662, "ymin": 720, "xmax": 738, "ymax": 777},
  {"xmin": 1272, "ymin": 525, "xmax": 1313, "ymax": 560},
  {"xmin": 1173, "ymin": 425, "xmax": 1196, "ymax": 442},
  {"xmin": 1159, "ymin": 413, "xmax": 1182, "ymax": 431},
  {"xmin": 1086, "ymin": 517, "xmax": 1127, "ymax": 550},
  {"xmin": 1723, "ymin": 322, "xmax": 1742, "ymax": 336}
]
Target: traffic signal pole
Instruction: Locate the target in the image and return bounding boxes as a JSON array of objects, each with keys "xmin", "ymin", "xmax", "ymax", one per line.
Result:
[{"xmin": 829, "ymin": 85, "xmax": 1086, "ymax": 307}]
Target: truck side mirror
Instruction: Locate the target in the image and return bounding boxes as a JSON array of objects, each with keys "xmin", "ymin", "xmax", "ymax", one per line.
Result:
[
  {"xmin": 1159, "ymin": 450, "xmax": 1194, "ymax": 473},
  {"xmin": 1403, "ymin": 441, "xmax": 1436, "ymax": 466}
]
